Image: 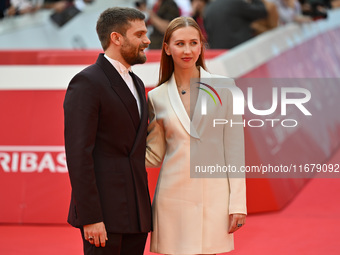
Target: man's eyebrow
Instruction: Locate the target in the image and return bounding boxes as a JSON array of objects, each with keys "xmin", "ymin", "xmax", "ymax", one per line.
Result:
[{"xmin": 134, "ymin": 29, "xmax": 147, "ymax": 34}]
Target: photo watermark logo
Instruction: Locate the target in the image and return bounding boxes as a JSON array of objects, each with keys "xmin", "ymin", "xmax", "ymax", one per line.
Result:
[
  {"xmin": 196, "ymin": 82, "xmax": 222, "ymax": 115},
  {"xmin": 189, "ymin": 78, "xmax": 340, "ymax": 179},
  {"xmin": 196, "ymin": 79, "xmax": 312, "ymax": 128}
]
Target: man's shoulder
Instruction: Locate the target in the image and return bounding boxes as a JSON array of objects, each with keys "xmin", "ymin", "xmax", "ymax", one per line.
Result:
[
  {"xmin": 80, "ymin": 61, "xmax": 102, "ymax": 75},
  {"xmin": 74, "ymin": 53, "xmax": 109, "ymax": 78},
  {"xmin": 67, "ymin": 63, "xmax": 106, "ymax": 92},
  {"xmin": 72, "ymin": 62, "xmax": 105, "ymax": 81}
]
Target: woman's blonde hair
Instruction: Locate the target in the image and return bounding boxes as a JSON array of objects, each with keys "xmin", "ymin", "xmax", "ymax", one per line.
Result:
[{"xmin": 157, "ymin": 16, "xmax": 207, "ymax": 86}]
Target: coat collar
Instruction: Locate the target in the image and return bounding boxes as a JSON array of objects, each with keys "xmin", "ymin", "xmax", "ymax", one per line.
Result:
[
  {"xmin": 129, "ymin": 71, "xmax": 148, "ymax": 155},
  {"xmin": 167, "ymin": 67, "xmax": 212, "ymax": 139},
  {"xmin": 96, "ymin": 53, "xmax": 142, "ymax": 129},
  {"xmin": 95, "ymin": 54, "xmax": 148, "ymax": 154}
]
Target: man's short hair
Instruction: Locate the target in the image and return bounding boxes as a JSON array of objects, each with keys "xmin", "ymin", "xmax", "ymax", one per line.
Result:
[{"xmin": 96, "ymin": 7, "xmax": 145, "ymax": 51}]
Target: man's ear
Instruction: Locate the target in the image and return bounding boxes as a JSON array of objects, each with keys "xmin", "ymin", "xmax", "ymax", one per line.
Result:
[{"xmin": 110, "ymin": 32, "xmax": 122, "ymax": 46}]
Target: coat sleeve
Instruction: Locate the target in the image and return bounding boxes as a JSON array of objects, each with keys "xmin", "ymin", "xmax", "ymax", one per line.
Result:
[
  {"xmin": 145, "ymin": 93, "xmax": 166, "ymax": 168},
  {"xmin": 224, "ymin": 80, "xmax": 247, "ymax": 215},
  {"xmin": 64, "ymin": 73, "xmax": 104, "ymax": 226}
]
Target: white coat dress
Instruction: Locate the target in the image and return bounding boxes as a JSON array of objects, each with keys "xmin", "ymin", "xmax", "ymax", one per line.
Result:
[{"xmin": 146, "ymin": 68, "xmax": 247, "ymax": 254}]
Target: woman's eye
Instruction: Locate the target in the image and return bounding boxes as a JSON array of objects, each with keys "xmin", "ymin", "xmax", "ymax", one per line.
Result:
[{"xmin": 176, "ymin": 42, "xmax": 184, "ymax": 46}]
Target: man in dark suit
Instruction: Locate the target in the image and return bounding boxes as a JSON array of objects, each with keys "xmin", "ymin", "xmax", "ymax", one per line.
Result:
[
  {"xmin": 204, "ymin": 0, "xmax": 268, "ymax": 49},
  {"xmin": 64, "ymin": 7, "xmax": 152, "ymax": 255}
]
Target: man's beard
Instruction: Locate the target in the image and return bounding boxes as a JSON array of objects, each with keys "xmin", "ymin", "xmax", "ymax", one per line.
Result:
[{"xmin": 120, "ymin": 38, "xmax": 147, "ymax": 66}]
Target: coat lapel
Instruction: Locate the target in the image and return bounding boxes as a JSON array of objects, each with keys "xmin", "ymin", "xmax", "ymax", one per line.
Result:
[
  {"xmin": 96, "ymin": 54, "xmax": 140, "ymax": 130},
  {"xmin": 129, "ymin": 71, "xmax": 148, "ymax": 154},
  {"xmin": 167, "ymin": 74, "xmax": 200, "ymax": 139}
]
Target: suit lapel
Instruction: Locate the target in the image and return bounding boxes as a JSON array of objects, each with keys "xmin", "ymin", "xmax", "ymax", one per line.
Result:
[
  {"xmin": 129, "ymin": 71, "xmax": 148, "ymax": 154},
  {"xmin": 168, "ymin": 75, "xmax": 200, "ymax": 139},
  {"xmin": 96, "ymin": 54, "xmax": 140, "ymax": 130}
]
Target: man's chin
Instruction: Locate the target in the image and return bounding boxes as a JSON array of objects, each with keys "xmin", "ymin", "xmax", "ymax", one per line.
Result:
[{"xmin": 137, "ymin": 54, "xmax": 147, "ymax": 64}]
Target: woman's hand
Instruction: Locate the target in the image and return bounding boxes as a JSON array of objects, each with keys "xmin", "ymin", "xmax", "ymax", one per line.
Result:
[{"xmin": 228, "ymin": 213, "xmax": 246, "ymax": 233}]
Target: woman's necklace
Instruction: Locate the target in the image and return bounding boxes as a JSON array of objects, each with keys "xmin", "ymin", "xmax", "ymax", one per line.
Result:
[
  {"xmin": 176, "ymin": 68, "xmax": 200, "ymax": 95},
  {"xmin": 181, "ymin": 88, "xmax": 188, "ymax": 95},
  {"xmin": 178, "ymin": 85, "xmax": 190, "ymax": 95}
]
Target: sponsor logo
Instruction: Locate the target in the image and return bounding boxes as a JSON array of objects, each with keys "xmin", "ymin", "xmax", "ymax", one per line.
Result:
[{"xmin": 0, "ymin": 146, "xmax": 67, "ymax": 173}]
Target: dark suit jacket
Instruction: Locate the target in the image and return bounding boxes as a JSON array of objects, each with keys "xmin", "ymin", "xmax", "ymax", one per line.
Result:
[
  {"xmin": 204, "ymin": 0, "xmax": 267, "ymax": 49},
  {"xmin": 64, "ymin": 53, "xmax": 152, "ymax": 233}
]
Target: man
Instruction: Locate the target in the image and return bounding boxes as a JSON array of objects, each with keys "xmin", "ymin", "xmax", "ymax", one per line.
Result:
[
  {"xmin": 64, "ymin": 7, "xmax": 152, "ymax": 255},
  {"xmin": 204, "ymin": 0, "xmax": 268, "ymax": 49}
]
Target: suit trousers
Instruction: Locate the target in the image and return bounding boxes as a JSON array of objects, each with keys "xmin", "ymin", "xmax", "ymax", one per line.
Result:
[{"xmin": 80, "ymin": 229, "xmax": 148, "ymax": 255}]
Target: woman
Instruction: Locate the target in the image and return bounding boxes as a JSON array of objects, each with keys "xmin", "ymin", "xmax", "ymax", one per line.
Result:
[{"xmin": 146, "ymin": 17, "xmax": 247, "ymax": 255}]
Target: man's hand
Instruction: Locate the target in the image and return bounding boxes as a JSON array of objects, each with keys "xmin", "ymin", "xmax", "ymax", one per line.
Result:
[
  {"xmin": 228, "ymin": 213, "xmax": 246, "ymax": 234},
  {"xmin": 83, "ymin": 222, "xmax": 108, "ymax": 247}
]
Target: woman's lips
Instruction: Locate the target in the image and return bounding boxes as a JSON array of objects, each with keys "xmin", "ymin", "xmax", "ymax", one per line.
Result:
[{"xmin": 182, "ymin": 57, "xmax": 192, "ymax": 62}]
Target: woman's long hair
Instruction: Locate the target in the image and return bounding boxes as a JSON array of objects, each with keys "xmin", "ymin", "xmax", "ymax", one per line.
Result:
[{"xmin": 157, "ymin": 16, "xmax": 207, "ymax": 86}]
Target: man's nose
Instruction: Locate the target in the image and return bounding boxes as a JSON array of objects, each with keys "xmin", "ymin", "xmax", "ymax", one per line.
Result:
[{"xmin": 143, "ymin": 35, "xmax": 151, "ymax": 45}]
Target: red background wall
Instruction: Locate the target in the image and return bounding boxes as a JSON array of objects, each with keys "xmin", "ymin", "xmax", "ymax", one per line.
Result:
[{"xmin": 1, "ymin": 29, "xmax": 340, "ymax": 223}]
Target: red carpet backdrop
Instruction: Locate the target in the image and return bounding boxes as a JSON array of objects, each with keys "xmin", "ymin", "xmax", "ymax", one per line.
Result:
[{"xmin": 1, "ymin": 7, "xmax": 340, "ymax": 255}]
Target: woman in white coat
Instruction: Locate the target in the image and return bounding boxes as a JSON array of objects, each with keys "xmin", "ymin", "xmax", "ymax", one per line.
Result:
[{"xmin": 146, "ymin": 17, "xmax": 247, "ymax": 255}]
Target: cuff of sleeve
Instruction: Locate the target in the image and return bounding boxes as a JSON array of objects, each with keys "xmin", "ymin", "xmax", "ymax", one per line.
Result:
[{"xmin": 229, "ymin": 207, "xmax": 247, "ymax": 215}]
